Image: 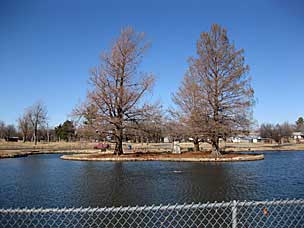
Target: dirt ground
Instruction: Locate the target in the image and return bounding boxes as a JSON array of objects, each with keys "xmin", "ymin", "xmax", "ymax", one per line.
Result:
[
  {"xmin": 84, "ymin": 151, "xmax": 228, "ymax": 159},
  {"xmin": 61, "ymin": 151, "xmax": 264, "ymax": 162}
]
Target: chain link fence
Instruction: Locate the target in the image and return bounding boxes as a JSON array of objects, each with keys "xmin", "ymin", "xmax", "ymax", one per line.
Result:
[{"xmin": 1, "ymin": 199, "xmax": 304, "ymax": 227}]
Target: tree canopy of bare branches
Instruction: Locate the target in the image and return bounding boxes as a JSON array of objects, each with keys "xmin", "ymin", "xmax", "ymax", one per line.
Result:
[
  {"xmin": 172, "ymin": 74, "xmax": 207, "ymax": 151},
  {"xmin": 260, "ymin": 122, "xmax": 293, "ymax": 144},
  {"xmin": 125, "ymin": 103, "xmax": 165, "ymax": 143},
  {"xmin": 27, "ymin": 102, "xmax": 48, "ymax": 145},
  {"xmin": 74, "ymin": 27, "xmax": 155, "ymax": 155},
  {"xmin": 18, "ymin": 113, "xmax": 32, "ymax": 142},
  {"xmin": 0, "ymin": 120, "xmax": 5, "ymax": 140},
  {"xmin": 174, "ymin": 24, "xmax": 254, "ymax": 156}
]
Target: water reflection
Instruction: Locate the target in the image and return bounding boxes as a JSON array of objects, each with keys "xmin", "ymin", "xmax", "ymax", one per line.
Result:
[{"xmin": 0, "ymin": 152, "xmax": 304, "ymax": 208}]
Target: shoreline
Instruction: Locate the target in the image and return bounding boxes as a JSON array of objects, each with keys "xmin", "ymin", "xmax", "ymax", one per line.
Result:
[
  {"xmin": 1, "ymin": 142, "xmax": 304, "ymax": 159},
  {"xmin": 0, "ymin": 149, "xmax": 97, "ymax": 159},
  {"xmin": 60, "ymin": 152, "xmax": 264, "ymax": 162},
  {"xmin": 0, "ymin": 148, "xmax": 302, "ymax": 160}
]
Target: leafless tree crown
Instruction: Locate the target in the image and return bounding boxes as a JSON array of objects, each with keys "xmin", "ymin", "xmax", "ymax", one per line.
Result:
[
  {"xmin": 173, "ymin": 24, "xmax": 254, "ymax": 156},
  {"xmin": 74, "ymin": 27, "xmax": 155, "ymax": 154},
  {"xmin": 27, "ymin": 102, "xmax": 48, "ymax": 145}
]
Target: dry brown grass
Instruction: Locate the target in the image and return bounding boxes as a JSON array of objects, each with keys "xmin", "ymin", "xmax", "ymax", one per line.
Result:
[
  {"xmin": 0, "ymin": 141, "xmax": 98, "ymax": 158},
  {"xmin": 0, "ymin": 141, "xmax": 95, "ymax": 150},
  {"xmin": 61, "ymin": 151, "xmax": 264, "ymax": 162}
]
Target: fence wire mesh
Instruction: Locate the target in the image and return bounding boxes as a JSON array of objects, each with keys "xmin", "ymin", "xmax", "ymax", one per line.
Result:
[{"xmin": 0, "ymin": 199, "xmax": 304, "ymax": 228}]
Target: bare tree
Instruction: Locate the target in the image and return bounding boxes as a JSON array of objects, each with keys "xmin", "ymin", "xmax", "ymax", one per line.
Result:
[
  {"xmin": 4, "ymin": 124, "xmax": 17, "ymax": 140},
  {"xmin": 185, "ymin": 24, "xmax": 254, "ymax": 156},
  {"xmin": 0, "ymin": 120, "xmax": 5, "ymax": 140},
  {"xmin": 126, "ymin": 104, "xmax": 164, "ymax": 143},
  {"xmin": 163, "ymin": 119, "xmax": 185, "ymax": 142},
  {"xmin": 278, "ymin": 122, "xmax": 293, "ymax": 142},
  {"xmin": 74, "ymin": 27, "xmax": 155, "ymax": 155},
  {"xmin": 18, "ymin": 113, "xmax": 32, "ymax": 142},
  {"xmin": 259, "ymin": 123, "xmax": 274, "ymax": 140},
  {"xmin": 260, "ymin": 122, "xmax": 293, "ymax": 144},
  {"xmin": 75, "ymin": 122, "xmax": 100, "ymax": 141},
  {"xmin": 27, "ymin": 102, "xmax": 48, "ymax": 145},
  {"xmin": 172, "ymin": 74, "xmax": 207, "ymax": 151}
]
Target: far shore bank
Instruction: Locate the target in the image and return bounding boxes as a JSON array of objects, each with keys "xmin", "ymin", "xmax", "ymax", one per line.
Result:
[{"xmin": 0, "ymin": 141, "xmax": 304, "ymax": 159}]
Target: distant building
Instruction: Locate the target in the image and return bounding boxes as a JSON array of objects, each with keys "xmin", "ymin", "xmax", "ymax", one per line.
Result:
[
  {"xmin": 164, "ymin": 137, "xmax": 170, "ymax": 143},
  {"xmin": 229, "ymin": 135, "xmax": 260, "ymax": 143}
]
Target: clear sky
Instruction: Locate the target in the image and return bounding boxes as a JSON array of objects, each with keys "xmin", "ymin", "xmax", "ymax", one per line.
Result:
[{"xmin": 0, "ymin": 0, "xmax": 303, "ymax": 127}]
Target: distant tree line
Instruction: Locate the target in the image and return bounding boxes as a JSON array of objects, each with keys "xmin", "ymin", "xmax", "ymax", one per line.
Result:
[
  {"xmin": 0, "ymin": 121, "xmax": 18, "ymax": 140},
  {"xmin": 259, "ymin": 122, "xmax": 293, "ymax": 144},
  {"xmin": 296, "ymin": 117, "xmax": 304, "ymax": 132},
  {"xmin": 1, "ymin": 102, "xmax": 75, "ymax": 143},
  {"xmin": 259, "ymin": 117, "xmax": 304, "ymax": 144}
]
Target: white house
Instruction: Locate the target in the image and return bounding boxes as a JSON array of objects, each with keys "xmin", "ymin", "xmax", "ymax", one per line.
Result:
[
  {"xmin": 293, "ymin": 132, "xmax": 304, "ymax": 140},
  {"xmin": 230, "ymin": 135, "xmax": 260, "ymax": 143}
]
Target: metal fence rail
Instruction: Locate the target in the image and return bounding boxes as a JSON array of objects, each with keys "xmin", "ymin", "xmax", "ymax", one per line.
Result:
[{"xmin": 1, "ymin": 199, "xmax": 304, "ymax": 227}]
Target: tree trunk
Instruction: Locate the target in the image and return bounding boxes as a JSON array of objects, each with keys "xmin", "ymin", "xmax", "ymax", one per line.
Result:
[
  {"xmin": 22, "ymin": 132, "xmax": 27, "ymax": 143},
  {"xmin": 210, "ymin": 138, "xmax": 221, "ymax": 157},
  {"xmin": 34, "ymin": 129, "xmax": 38, "ymax": 145},
  {"xmin": 193, "ymin": 139, "xmax": 200, "ymax": 152},
  {"xmin": 115, "ymin": 138, "xmax": 123, "ymax": 155},
  {"xmin": 114, "ymin": 129, "xmax": 124, "ymax": 155}
]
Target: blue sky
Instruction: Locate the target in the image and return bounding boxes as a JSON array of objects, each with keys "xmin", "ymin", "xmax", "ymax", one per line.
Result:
[{"xmin": 0, "ymin": 0, "xmax": 303, "ymax": 127}]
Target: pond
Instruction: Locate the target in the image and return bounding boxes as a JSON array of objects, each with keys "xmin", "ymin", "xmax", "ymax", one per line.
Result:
[{"xmin": 0, "ymin": 151, "xmax": 304, "ymax": 208}]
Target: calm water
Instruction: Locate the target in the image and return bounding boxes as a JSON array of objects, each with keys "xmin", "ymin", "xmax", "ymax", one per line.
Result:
[{"xmin": 0, "ymin": 151, "xmax": 304, "ymax": 208}]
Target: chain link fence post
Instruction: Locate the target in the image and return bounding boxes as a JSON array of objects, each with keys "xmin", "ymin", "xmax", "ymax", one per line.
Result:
[{"xmin": 232, "ymin": 200, "xmax": 237, "ymax": 228}]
